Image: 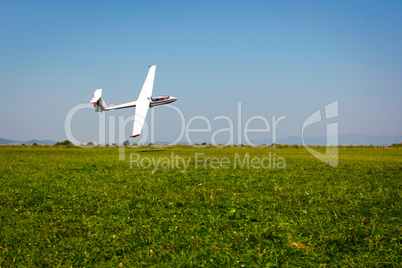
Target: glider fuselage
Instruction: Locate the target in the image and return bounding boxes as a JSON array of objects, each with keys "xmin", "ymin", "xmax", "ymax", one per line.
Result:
[{"xmin": 150, "ymin": 96, "xmax": 178, "ymax": 107}]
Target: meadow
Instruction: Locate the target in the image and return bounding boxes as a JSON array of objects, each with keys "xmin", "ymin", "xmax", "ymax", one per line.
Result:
[{"xmin": 0, "ymin": 145, "xmax": 400, "ymax": 267}]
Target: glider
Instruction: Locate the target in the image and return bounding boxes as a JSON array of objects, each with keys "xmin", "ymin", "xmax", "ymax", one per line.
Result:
[{"xmin": 90, "ymin": 65, "xmax": 178, "ymax": 137}]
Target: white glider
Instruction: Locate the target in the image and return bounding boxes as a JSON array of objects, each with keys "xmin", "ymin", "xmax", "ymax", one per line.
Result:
[{"xmin": 90, "ymin": 65, "xmax": 178, "ymax": 137}]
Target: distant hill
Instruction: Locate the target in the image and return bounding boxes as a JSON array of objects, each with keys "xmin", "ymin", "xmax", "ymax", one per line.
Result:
[
  {"xmin": 279, "ymin": 134, "xmax": 402, "ymax": 146},
  {"xmin": 155, "ymin": 134, "xmax": 402, "ymax": 146},
  {"xmin": 249, "ymin": 134, "xmax": 402, "ymax": 146},
  {"xmin": 0, "ymin": 138, "xmax": 14, "ymax": 144},
  {"xmin": 0, "ymin": 138, "xmax": 56, "ymax": 145},
  {"xmin": 1, "ymin": 134, "xmax": 400, "ymax": 146}
]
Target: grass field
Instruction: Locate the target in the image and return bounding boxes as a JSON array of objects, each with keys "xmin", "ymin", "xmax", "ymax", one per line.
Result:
[{"xmin": 0, "ymin": 145, "xmax": 400, "ymax": 266}]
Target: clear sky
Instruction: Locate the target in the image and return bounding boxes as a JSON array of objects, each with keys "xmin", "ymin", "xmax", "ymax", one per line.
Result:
[{"xmin": 0, "ymin": 0, "xmax": 401, "ymax": 144}]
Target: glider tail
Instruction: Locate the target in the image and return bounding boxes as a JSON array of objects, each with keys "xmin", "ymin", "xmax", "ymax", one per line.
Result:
[{"xmin": 90, "ymin": 89, "xmax": 108, "ymax": 112}]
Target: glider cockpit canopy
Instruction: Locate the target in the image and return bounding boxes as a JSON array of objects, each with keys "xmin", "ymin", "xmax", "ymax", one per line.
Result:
[{"xmin": 151, "ymin": 96, "xmax": 170, "ymax": 102}]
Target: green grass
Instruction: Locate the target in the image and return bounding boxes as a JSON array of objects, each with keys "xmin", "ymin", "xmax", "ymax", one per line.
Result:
[{"xmin": 0, "ymin": 145, "xmax": 401, "ymax": 266}]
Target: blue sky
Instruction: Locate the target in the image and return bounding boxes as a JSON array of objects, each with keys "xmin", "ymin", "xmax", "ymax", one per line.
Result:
[{"xmin": 0, "ymin": 1, "xmax": 401, "ymax": 144}]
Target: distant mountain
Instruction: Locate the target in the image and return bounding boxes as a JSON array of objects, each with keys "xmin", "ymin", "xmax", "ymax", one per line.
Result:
[
  {"xmin": 1, "ymin": 134, "xmax": 400, "ymax": 146},
  {"xmin": 154, "ymin": 134, "xmax": 402, "ymax": 146},
  {"xmin": 0, "ymin": 138, "xmax": 15, "ymax": 145},
  {"xmin": 0, "ymin": 138, "xmax": 56, "ymax": 145},
  {"xmin": 250, "ymin": 134, "xmax": 402, "ymax": 146},
  {"xmin": 338, "ymin": 134, "xmax": 402, "ymax": 146}
]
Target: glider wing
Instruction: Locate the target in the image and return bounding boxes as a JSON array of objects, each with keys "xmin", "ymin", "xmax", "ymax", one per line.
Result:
[{"xmin": 131, "ymin": 65, "xmax": 156, "ymax": 137}]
